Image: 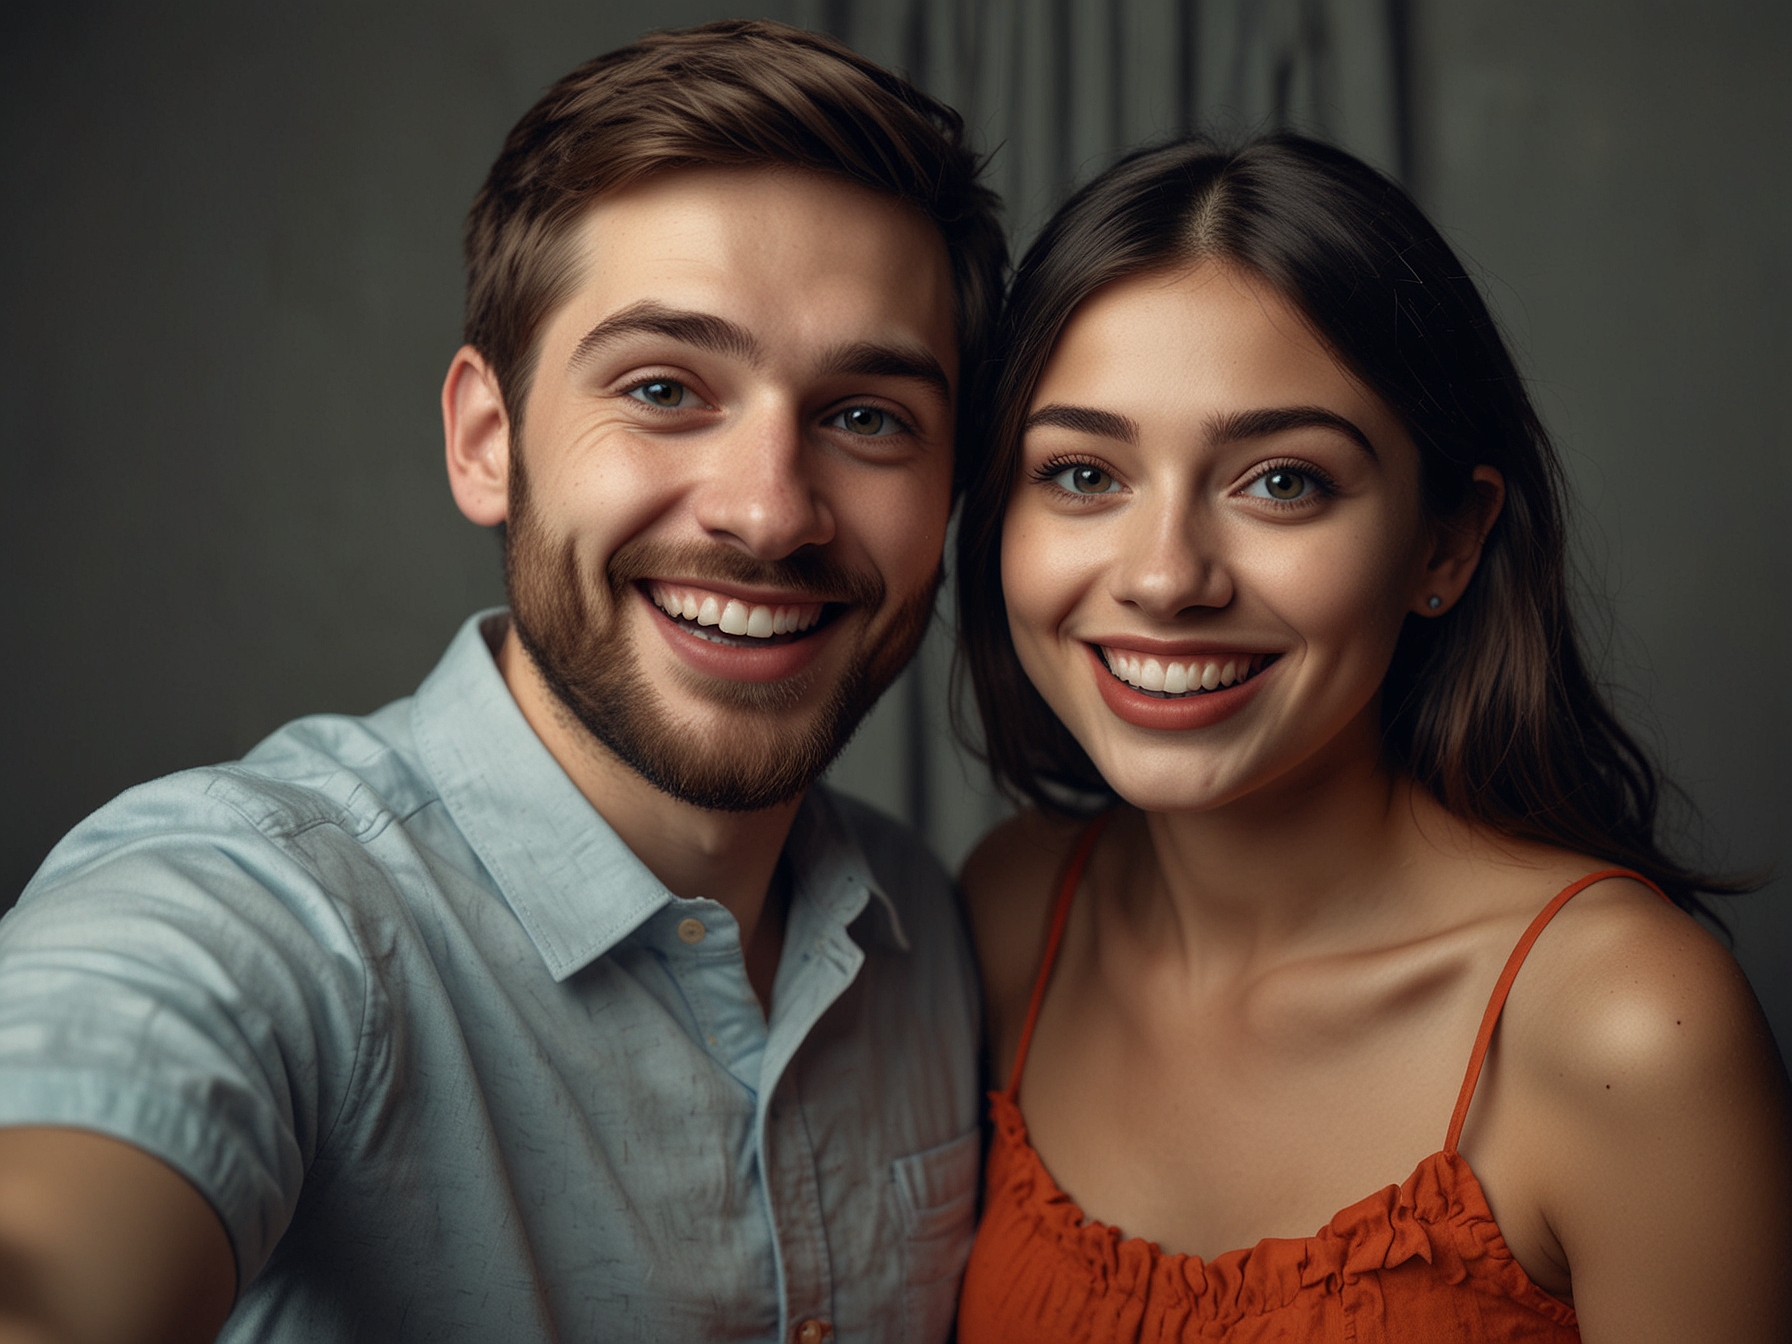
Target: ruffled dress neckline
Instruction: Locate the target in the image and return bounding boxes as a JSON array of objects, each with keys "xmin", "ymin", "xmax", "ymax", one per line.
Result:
[
  {"xmin": 982, "ymin": 1087, "xmax": 1576, "ymax": 1329},
  {"xmin": 957, "ymin": 816, "xmax": 1662, "ymax": 1341}
]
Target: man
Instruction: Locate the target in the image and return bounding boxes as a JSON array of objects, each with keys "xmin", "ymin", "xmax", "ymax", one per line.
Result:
[{"xmin": 0, "ymin": 22, "xmax": 1005, "ymax": 1343}]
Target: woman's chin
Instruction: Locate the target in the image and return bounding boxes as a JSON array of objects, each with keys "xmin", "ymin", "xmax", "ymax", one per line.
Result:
[{"xmin": 1084, "ymin": 754, "xmax": 1261, "ymax": 817}]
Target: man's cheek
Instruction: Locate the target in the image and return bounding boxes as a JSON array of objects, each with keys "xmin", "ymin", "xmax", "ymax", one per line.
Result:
[{"xmin": 866, "ymin": 492, "xmax": 952, "ymax": 584}]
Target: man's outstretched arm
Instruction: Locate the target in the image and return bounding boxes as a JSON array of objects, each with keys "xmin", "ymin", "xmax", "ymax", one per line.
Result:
[{"xmin": 0, "ymin": 1128, "xmax": 234, "ymax": 1344}]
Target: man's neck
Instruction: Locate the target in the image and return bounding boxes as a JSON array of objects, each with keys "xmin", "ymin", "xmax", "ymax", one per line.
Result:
[{"xmin": 495, "ymin": 627, "xmax": 800, "ymax": 1008}]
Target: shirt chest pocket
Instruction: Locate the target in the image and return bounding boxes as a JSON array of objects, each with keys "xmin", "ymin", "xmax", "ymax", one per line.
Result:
[{"xmin": 890, "ymin": 1128, "xmax": 980, "ymax": 1343}]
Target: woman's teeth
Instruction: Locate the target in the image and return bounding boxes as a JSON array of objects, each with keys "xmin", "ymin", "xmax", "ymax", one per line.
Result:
[
  {"xmin": 1099, "ymin": 648, "xmax": 1267, "ymax": 696},
  {"xmin": 649, "ymin": 583, "xmax": 825, "ymax": 640}
]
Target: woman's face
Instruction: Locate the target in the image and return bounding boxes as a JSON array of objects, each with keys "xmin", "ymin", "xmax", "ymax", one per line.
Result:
[{"xmin": 1001, "ymin": 262, "xmax": 1439, "ymax": 813}]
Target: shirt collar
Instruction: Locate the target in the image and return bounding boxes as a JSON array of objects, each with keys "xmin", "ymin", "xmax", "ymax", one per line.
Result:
[
  {"xmin": 790, "ymin": 784, "xmax": 911, "ymax": 954},
  {"xmin": 411, "ymin": 612, "xmax": 908, "ymax": 979}
]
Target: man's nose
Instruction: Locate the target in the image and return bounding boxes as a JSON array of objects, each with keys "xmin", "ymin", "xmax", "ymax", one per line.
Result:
[
  {"xmin": 1108, "ymin": 499, "xmax": 1234, "ymax": 619},
  {"xmin": 688, "ymin": 409, "xmax": 836, "ymax": 559}
]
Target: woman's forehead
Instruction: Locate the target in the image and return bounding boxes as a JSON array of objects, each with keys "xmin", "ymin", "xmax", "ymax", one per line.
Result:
[{"xmin": 1029, "ymin": 263, "xmax": 1398, "ymax": 445}]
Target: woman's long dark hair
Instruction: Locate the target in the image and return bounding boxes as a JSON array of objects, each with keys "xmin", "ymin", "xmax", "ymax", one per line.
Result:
[{"xmin": 957, "ymin": 134, "xmax": 1737, "ymax": 918}]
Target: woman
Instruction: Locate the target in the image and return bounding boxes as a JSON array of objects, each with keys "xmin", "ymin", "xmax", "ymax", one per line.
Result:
[{"xmin": 954, "ymin": 135, "xmax": 1791, "ymax": 1341}]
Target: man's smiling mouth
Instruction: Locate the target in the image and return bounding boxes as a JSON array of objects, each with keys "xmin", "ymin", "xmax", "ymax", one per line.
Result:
[
  {"xmin": 646, "ymin": 581, "xmax": 835, "ymax": 646},
  {"xmin": 1096, "ymin": 646, "xmax": 1279, "ymax": 698}
]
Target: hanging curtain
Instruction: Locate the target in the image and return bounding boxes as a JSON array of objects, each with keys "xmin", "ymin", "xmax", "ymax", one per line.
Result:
[{"xmin": 812, "ymin": 0, "xmax": 1410, "ymax": 866}]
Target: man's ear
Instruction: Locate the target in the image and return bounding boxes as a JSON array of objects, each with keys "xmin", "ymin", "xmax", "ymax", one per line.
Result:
[
  {"xmin": 1413, "ymin": 465, "xmax": 1505, "ymax": 616},
  {"xmin": 443, "ymin": 345, "xmax": 512, "ymax": 527}
]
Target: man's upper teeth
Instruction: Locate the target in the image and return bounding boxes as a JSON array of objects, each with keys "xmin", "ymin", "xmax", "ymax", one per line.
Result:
[
  {"xmin": 650, "ymin": 584, "xmax": 823, "ymax": 639},
  {"xmin": 1100, "ymin": 648, "xmax": 1259, "ymax": 693}
]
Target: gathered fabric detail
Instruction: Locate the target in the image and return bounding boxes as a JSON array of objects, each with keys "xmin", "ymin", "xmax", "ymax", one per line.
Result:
[
  {"xmin": 962, "ymin": 1089, "xmax": 1577, "ymax": 1341},
  {"xmin": 956, "ymin": 832, "xmax": 1658, "ymax": 1342}
]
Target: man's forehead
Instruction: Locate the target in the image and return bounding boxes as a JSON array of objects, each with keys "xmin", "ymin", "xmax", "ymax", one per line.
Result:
[
  {"xmin": 547, "ymin": 166, "xmax": 957, "ymax": 359},
  {"xmin": 575, "ymin": 162, "xmax": 933, "ymax": 241}
]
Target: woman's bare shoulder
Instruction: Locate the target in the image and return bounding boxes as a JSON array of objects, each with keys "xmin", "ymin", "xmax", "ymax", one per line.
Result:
[
  {"xmin": 1496, "ymin": 873, "xmax": 1792, "ymax": 1332},
  {"xmin": 959, "ymin": 809, "xmax": 1091, "ymax": 1028},
  {"xmin": 1502, "ymin": 873, "xmax": 1778, "ymax": 1097}
]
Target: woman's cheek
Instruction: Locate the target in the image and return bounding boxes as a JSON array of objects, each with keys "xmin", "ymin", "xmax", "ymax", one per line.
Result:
[
  {"xmin": 1252, "ymin": 516, "xmax": 1414, "ymax": 662},
  {"xmin": 1001, "ymin": 508, "xmax": 1088, "ymax": 690}
]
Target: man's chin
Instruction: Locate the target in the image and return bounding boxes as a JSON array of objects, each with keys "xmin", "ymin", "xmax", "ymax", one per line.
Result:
[
  {"xmin": 657, "ymin": 656, "xmax": 829, "ymax": 716},
  {"xmin": 574, "ymin": 678, "xmax": 864, "ymax": 813},
  {"xmin": 503, "ymin": 524, "xmax": 939, "ymax": 813}
]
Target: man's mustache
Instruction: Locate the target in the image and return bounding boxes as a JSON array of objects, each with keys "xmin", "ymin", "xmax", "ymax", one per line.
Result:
[{"xmin": 605, "ymin": 538, "xmax": 885, "ymax": 609}]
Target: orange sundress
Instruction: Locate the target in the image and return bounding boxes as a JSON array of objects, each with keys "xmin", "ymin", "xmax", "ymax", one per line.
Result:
[{"xmin": 959, "ymin": 819, "xmax": 1659, "ymax": 1341}]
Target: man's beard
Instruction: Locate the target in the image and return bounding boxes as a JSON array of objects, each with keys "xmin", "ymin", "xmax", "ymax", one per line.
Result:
[{"xmin": 503, "ymin": 461, "xmax": 940, "ymax": 812}]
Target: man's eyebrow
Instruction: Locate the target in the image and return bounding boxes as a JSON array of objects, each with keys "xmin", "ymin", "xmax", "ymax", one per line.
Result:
[
  {"xmin": 818, "ymin": 339, "xmax": 953, "ymax": 406},
  {"xmin": 567, "ymin": 300, "xmax": 761, "ymax": 370},
  {"xmin": 1022, "ymin": 404, "xmax": 1140, "ymax": 444},
  {"xmin": 1207, "ymin": 406, "xmax": 1378, "ymax": 458}
]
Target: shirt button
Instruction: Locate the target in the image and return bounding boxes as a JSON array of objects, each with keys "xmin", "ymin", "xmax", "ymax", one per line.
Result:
[
  {"xmin": 794, "ymin": 1321, "xmax": 832, "ymax": 1344},
  {"xmin": 676, "ymin": 917, "xmax": 707, "ymax": 945}
]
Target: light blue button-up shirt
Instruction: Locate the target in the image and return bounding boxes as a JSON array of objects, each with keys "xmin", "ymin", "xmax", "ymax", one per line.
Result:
[{"xmin": 0, "ymin": 613, "xmax": 982, "ymax": 1342}]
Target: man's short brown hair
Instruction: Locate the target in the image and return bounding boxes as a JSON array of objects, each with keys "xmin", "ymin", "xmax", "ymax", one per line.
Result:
[{"xmin": 463, "ymin": 20, "xmax": 1006, "ymax": 465}]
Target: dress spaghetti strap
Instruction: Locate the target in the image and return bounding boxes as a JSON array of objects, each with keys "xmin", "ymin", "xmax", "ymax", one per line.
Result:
[
  {"xmin": 1003, "ymin": 815, "xmax": 1111, "ymax": 1100},
  {"xmin": 1444, "ymin": 867, "xmax": 1668, "ymax": 1154}
]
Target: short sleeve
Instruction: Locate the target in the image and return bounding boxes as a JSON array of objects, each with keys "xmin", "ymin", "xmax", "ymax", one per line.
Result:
[{"xmin": 0, "ymin": 769, "xmax": 375, "ymax": 1288}]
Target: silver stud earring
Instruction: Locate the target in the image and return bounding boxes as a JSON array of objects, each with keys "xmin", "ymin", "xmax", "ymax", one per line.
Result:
[{"xmin": 1427, "ymin": 596, "xmax": 1442, "ymax": 610}]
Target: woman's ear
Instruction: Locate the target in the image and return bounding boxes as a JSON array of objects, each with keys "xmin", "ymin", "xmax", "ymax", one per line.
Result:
[
  {"xmin": 443, "ymin": 345, "xmax": 512, "ymax": 527},
  {"xmin": 1414, "ymin": 465, "xmax": 1505, "ymax": 616}
]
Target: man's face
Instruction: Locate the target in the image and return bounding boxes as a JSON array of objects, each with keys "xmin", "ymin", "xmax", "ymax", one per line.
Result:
[{"xmin": 501, "ymin": 168, "xmax": 958, "ymax": 811}]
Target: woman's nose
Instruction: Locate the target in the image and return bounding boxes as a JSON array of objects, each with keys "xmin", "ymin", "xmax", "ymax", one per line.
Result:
[{"xmin": 1106, "ymin": 501, "xmax": 1233, "ymax": 619}]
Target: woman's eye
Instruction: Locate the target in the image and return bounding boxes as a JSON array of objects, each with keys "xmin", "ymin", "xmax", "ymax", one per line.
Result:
[
  {"xmin": 1050, "ymin": 463, "xmax": 1120, "ymax": 495},
  {"xmin": 628, "ymin": 379, "xmax": 688, "ymax": 409},
  {"xmin": 1245, "ymin": 468, "xmax": 1319, "ymax": 502},
  {"xmin": 831, "ymin": 406, "xmax": 902, "ymax": 437}
]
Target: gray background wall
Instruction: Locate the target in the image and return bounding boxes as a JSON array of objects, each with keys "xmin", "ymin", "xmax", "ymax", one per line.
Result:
[{"xmin": 2, "ymin": 2, "xmax": 1786, "ymax": 1059}]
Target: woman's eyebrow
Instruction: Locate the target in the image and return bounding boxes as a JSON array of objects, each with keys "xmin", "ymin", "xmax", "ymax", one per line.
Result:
[
  {"xmin": 1207, "ymin": 406, "xmax": 1378, "ymax": 458},
  {"xmin": 1023, "ymin": 404, "xmax": 1140, "ymax": 443}
]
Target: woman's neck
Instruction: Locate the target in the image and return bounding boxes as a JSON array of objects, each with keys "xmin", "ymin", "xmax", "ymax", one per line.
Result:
[{"xmin": 1124, "ymin": 725, "xmax": 1477, "ymax": 970}]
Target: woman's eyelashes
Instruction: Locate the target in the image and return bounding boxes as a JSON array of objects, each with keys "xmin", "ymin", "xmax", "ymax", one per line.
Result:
[
  {"xmin": 1028, "ymin": 454, "xmax": 1338, "ymax": 508},
  {"xmin": 1033, "ymin": 456, "xmax": 1124, "ymax": 498},
  {"xmin": 1238, "ymin": 460, "xmax": 1336, "ymax": 508}
]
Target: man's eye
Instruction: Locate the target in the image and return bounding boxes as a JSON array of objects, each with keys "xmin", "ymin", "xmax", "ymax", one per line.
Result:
[
  {"xmin": 628, "ymin": 379, "xmax": 688, "ymax": 408},
  {"xmin": 831, "ymin": 406, "xmax": 903, "ymax": 437},
  {"xmin": 1050, "ymin": 463, "xmax": 1120, "ymax": 495}
]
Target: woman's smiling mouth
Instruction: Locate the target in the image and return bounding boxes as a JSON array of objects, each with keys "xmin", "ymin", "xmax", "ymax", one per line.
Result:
[
  {"xmin": 1083, "ymin": 643, "xmax": 1282, "ymax": 730},
  {"xmin": 1096, "ymin": 646, "xmax": 1279, "ymax": 698}
]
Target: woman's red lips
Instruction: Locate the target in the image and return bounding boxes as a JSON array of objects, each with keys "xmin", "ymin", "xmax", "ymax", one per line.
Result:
[{"xmin": 1088, "ymin": 643, "xmax": 1278, "ymax": 730}]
